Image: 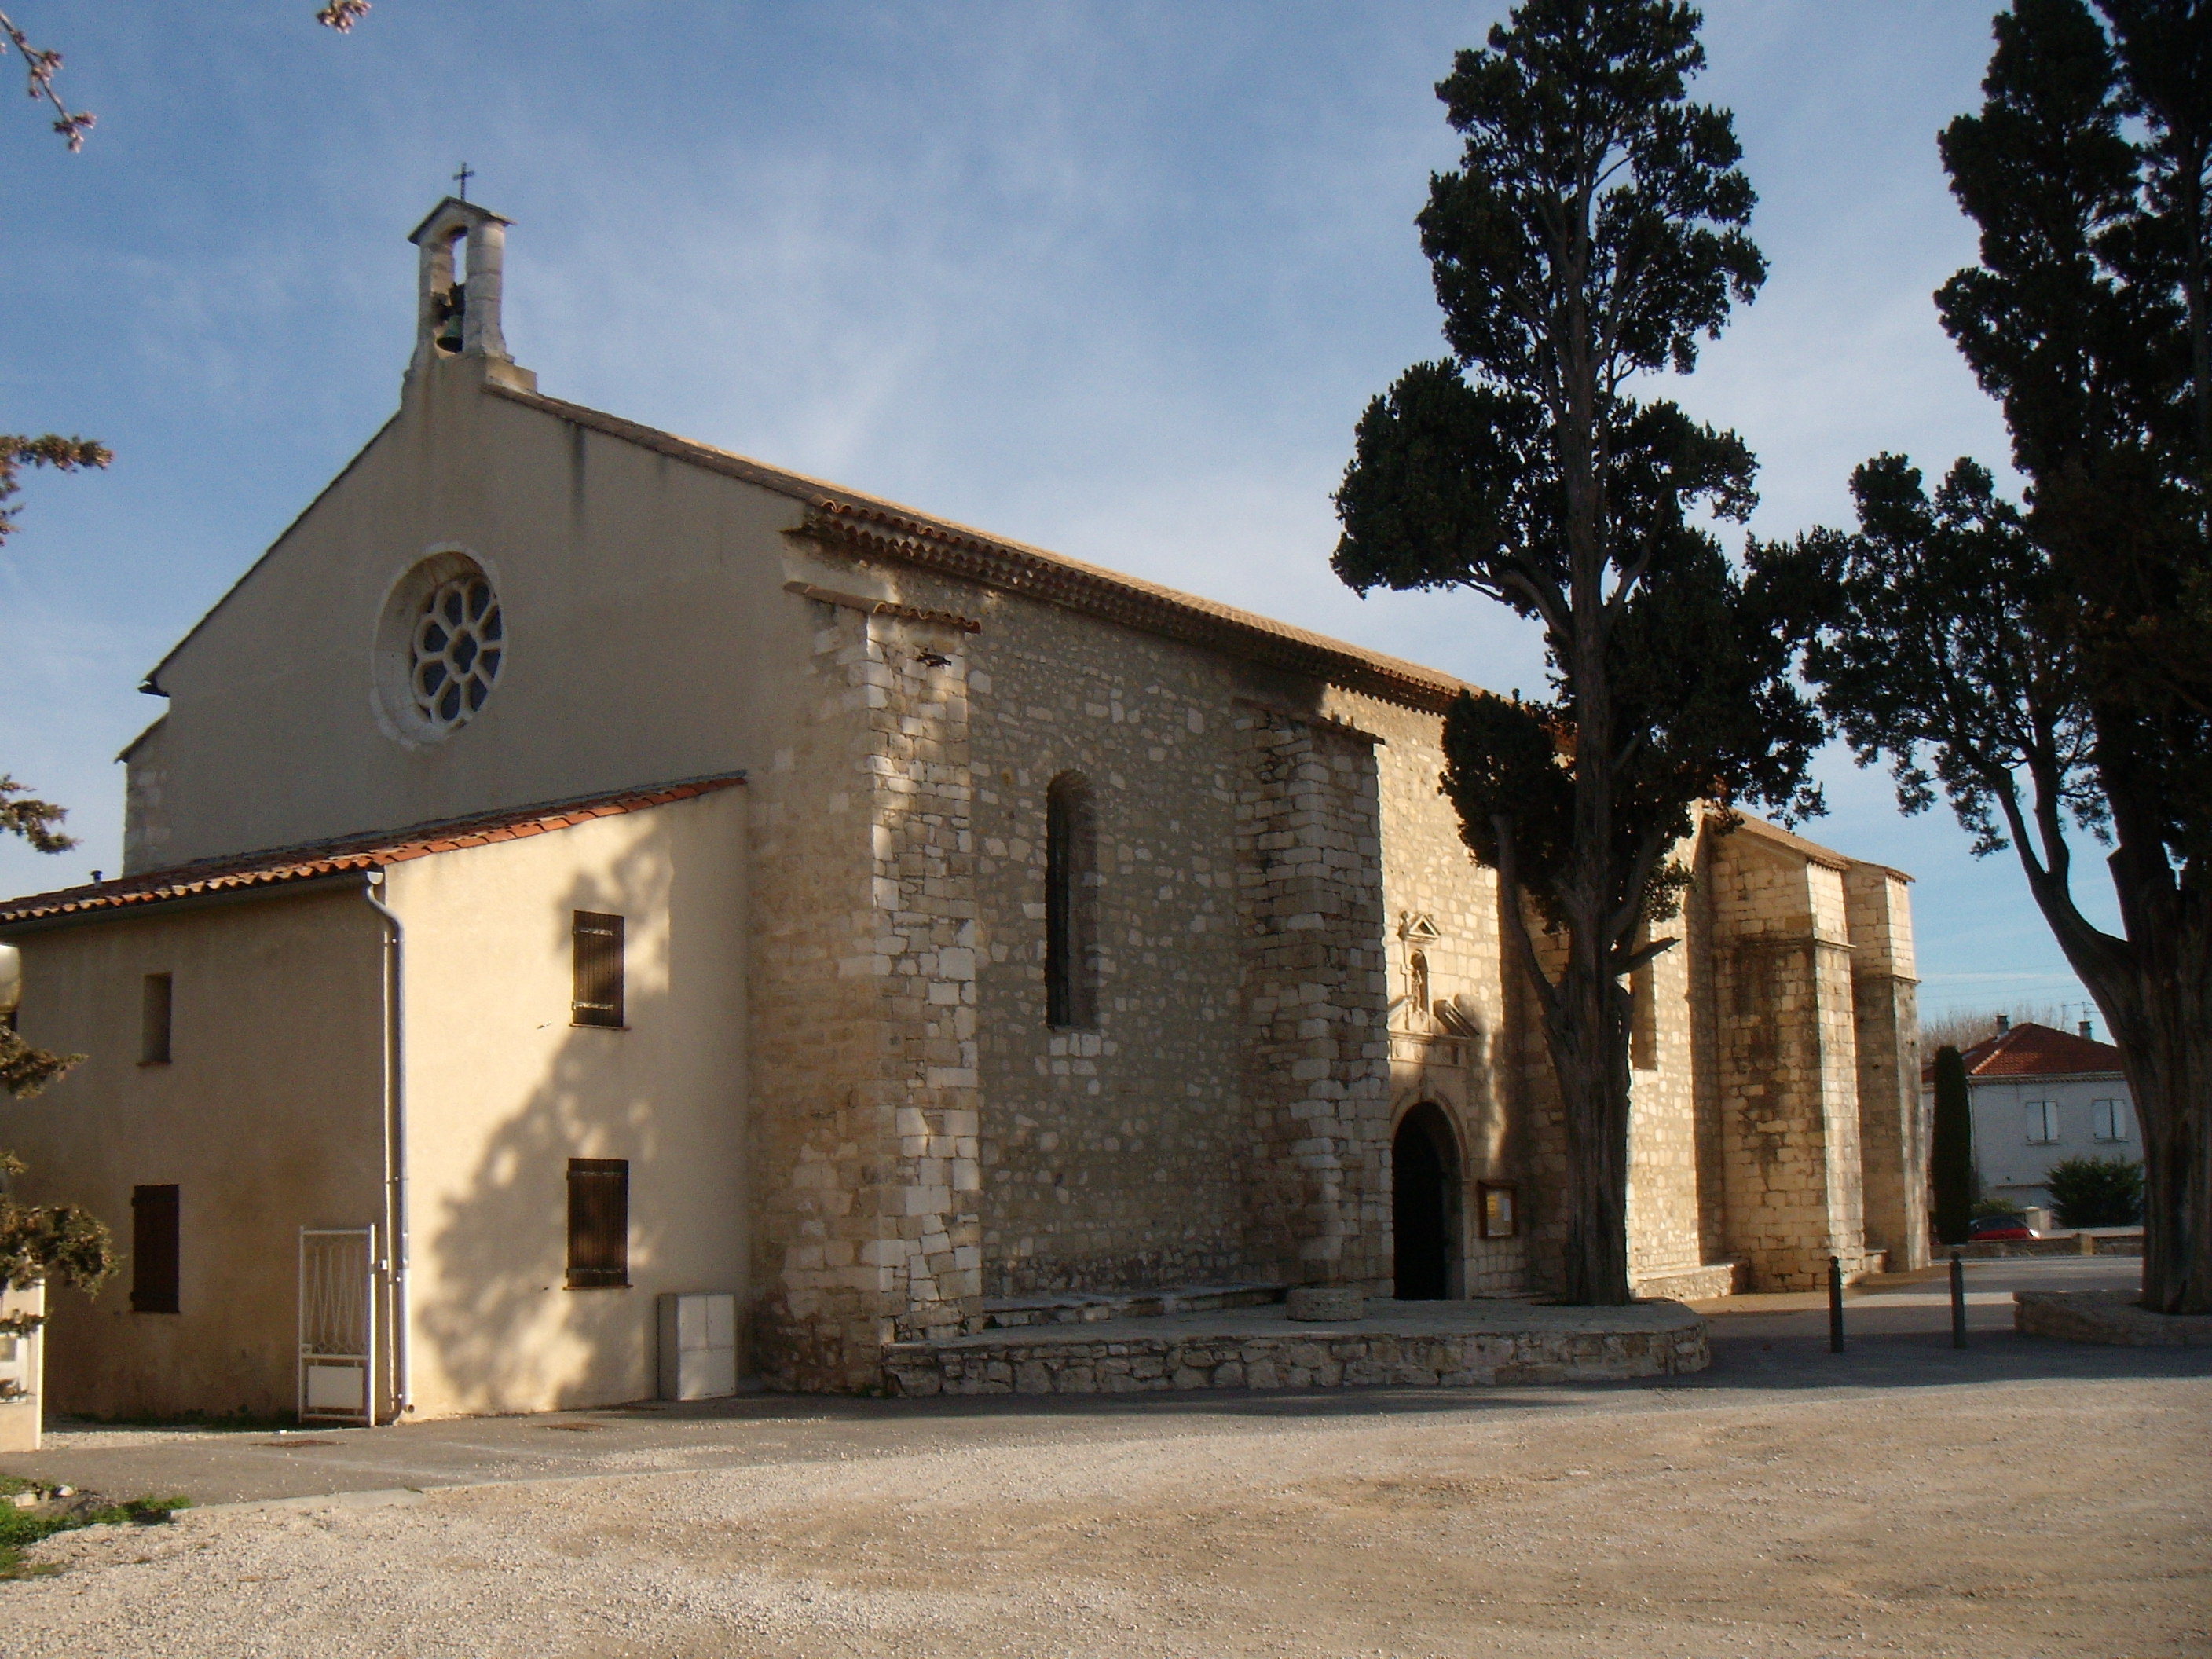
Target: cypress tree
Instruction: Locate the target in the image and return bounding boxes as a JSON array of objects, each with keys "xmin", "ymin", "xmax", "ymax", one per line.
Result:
[
  {"xmin": 1331, "ymin": 0, "xmax": 1822, "ymax": 1306},
  {"xmin": 1931, "ymin": 1045, "xmax": 1976, "ymax": 1247}
]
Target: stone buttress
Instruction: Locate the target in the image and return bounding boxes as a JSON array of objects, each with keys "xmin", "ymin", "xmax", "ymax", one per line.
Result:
[
  {"xmin": 1232, "ymin": 707, "xmax": 1393, "ymax": 1292},
  {"xmin": 750, "ymin": 596, "xmax": 983, "ymax": 1390}
]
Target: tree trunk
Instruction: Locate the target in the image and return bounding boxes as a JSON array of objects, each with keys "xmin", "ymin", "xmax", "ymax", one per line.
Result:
[
  {"xmin": 2017, "ymin": 828, "xmax": 2212, "ymax": 1316},
  {"xmin": 2093, "ymin": 919, "xmax": 2212, "ymax": 1316},
  {"xmin": 1545, "ymin": 954, "xmax": 1635, "ymax": 1306}
]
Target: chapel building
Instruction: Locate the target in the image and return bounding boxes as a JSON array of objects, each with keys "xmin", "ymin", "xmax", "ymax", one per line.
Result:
[{"xmin": 0, "ymin": 201, "xmax": 1926, "ymax": 1419}]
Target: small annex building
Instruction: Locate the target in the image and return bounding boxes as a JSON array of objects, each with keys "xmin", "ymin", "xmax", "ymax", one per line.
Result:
[
  {"xmin": 1926, "ymin": 1020, "xmax": 2137, "ymax": 1211},
  {"xmin": 0, "ymin": 200, "xmax": 1927, "ymax": 1420}
]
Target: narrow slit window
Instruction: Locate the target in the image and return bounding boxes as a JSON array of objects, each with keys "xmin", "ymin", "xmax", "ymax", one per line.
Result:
[
  {"xmin": 130, "ymin": 1184, "xmax": 180, "ymax": 1313},
  {"xmin": 1045, "ymin": 772, "xmax": 1098, "ymax": 1029},
  {"xmin": 141, "ymin": 972, "xmax": 173, "ymax": 1064},
  {"xmin": 1629, "ymin": 962, "xmax": 1658, "ymax": 1071},
  {"xmin": 566, "ymin": 1158, "xmax": 628, "ymax": 1288},
  {"xmin": 571, "ymin": 912, "xmax": 625, "ymax": 1028}
]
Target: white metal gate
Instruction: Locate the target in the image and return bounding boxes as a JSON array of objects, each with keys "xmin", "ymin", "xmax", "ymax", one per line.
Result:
[{"xmin": 298, "ymin": 1227, "xmax": 377, "ymax": 1425}]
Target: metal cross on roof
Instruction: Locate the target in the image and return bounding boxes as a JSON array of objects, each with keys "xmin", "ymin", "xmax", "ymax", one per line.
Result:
[{"xmin": 453, "ymin": 161, "xmax": 474, "ymax": 203}]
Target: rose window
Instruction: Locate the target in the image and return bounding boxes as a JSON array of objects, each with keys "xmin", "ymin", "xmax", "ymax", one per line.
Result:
[{"xmin": 411, "ymin": 574, "xmax": 504, "ymax": 729}]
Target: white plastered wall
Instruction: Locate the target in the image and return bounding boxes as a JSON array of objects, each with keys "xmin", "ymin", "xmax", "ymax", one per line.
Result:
[
  {"xmin": 2, "ymin": 887, "xmax": 384, "ymax": 1420},
  {"xmin": 126, "ymin": 357, "xmax": 815, "ymax": 872},
  {"xmin": 388, "ymin": 784, "xmax": 749, "ymax": 1417}
]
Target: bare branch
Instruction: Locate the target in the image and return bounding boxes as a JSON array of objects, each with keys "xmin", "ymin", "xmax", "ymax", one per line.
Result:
[{"xmin": 0, "ymin": 8, "xmax": 91, "ymax": 149}]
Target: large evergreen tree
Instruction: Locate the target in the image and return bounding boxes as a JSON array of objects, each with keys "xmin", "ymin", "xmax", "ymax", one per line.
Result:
[
  {"xmin": 1334, "ymin": 0, "xmax": 1822, "ymax": 1305},
  {"xmin": 1780, "ymin": 0, "xmax": 2212, "ymax": 1314}
]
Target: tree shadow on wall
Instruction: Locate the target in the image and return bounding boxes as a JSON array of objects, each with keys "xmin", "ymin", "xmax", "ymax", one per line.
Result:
[{"xmin": 416, "ymin": 826, "xmax": 738, "ymax": 1412}]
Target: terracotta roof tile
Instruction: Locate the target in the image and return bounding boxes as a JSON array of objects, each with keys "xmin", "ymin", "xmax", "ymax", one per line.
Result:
[
  {"xmin": 1934, "ymin": 1021, "xmax": 2126, "ymax": 1081},
  {"xmin": 0, "ymin": 773, "xmax": 745, "ymax": 932}
]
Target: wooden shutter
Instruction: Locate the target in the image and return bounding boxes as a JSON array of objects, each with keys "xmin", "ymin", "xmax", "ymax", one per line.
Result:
[
  {"xmin": 571, "ymin": 912, "xmax": 625, "ymax": 1028},
  {"xmin": 566, "ymin": 1159, "xmax": 628, "ymax": 1287},
  {"xmin": 130, "ymin": 1184, "xmax": 180, "ymax": 1313}
]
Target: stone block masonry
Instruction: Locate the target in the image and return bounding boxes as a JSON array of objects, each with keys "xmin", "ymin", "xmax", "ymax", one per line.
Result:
[
  {"xmin": 1233, "ymin": 708, "xmax": 1392, "ymax": 1291},
  {"xmin": 1707, "ymin": 830, "xmax": 1873, "ymax": 1291},
  {"xmin": 749, "ymin": 595, "xmax": 984, "ymax": 1390},
  {"xmin": 883, "ymin": 1301, "xmax": 1709, "ymax": 1394},
  {"xmin": 747, "ymin": 538, "xmax": 1923, "ymax": 1386}
]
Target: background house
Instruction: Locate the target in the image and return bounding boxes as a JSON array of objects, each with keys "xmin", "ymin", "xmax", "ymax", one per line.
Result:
[{"xmin": 1930, "ymin": 1020, "xmax": 2137, "ymax": 1211}]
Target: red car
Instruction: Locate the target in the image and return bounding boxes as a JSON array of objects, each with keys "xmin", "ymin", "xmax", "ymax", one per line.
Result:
[{"xmin": 1967, "ymin": 1214, "xmax": 2036, "ymax": 1241}]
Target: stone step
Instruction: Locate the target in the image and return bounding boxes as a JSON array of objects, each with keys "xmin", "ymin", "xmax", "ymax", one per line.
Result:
[
  {"xmin": 1630, "ymin": 1262, "xmax": 1743, "ymax": 1302},
  {"xmin": 978, "ymin": 1281, "xmax": 1288, "ymax": 1330}
]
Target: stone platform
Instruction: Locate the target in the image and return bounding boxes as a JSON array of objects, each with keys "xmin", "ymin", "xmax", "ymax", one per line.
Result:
[
  {"xmin": 2016, "ymin": 1289, "xmax": 2212, "ymax": 1346},
  {"xmin": 883, "ymin": 1298, "xmax": 1708, "ymax": 1397}
]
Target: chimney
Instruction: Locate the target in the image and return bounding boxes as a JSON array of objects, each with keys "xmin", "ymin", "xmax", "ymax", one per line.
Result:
[
  {"xmin": 2079, "ymin": 1019, "xmax": 2093, "ymax": 1039},
  {"xmin": 405, "ymin": 196, "xmax": 535, "ymax": 391},
  {"xmin": 1996, "ymin": 1014, "xmax": 2010, "ymax": 1033}
]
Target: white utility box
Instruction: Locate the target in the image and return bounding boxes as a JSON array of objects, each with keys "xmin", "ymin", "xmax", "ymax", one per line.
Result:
[{"xmin": 657, "ymin": 1292, "xmax": 738, "ymax": 1401}]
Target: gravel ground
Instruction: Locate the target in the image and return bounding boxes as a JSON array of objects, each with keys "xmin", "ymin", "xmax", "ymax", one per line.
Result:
[{"xmin": 2, "ymin": 1269, "xmax": 2203, "ymax": 1657}]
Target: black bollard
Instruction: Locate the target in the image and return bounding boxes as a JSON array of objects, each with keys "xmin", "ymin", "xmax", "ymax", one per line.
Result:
[
  {"xmin": 1950, "ymin": 1250, "xmax": 1968, "ymax": 1348},
  {"xmin": 1828, "ymin": 1254, "xmax": 1845, "ymax": 1353}
]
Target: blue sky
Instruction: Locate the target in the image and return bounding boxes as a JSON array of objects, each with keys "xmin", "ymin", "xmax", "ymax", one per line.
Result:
[{"xmin": 0, "ymin": 1, "xmax": 2119, "ymax": 1027}]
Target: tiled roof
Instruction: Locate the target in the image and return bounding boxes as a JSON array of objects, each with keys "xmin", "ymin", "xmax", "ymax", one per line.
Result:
[
  {"xmin": 0, "ymin": 774, "xmax": 745, "ymax": 932},
  {"xmin": 1932, "ymin": 1021, "xmax": 2127, "ymax": 1081},
  {"xmin": 1723, "ymin": 813, "xmax": 1858, "ymax": 876},
  {"xmin": 488, "ymin": 385, "xmax": 1475, "ymax": 716},
  {"xmin": 485, "ymin": 387, "xmax": 1897, "ymax": 876}
]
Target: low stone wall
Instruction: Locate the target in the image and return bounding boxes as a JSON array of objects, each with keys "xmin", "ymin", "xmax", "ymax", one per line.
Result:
[
  {"xmin": 884, "ymin": 1304, "xmax": 1708, "ymax": 1396},
  {"xmin": 979, "ymin": 1282, "xmax": 1287, "ymax": 1330},
  {"xmin": 2015, "ymin": 1290, "xmax": 2212, "ymax": 1347},
  {"xmin": 1951, "ymin": 1232, "xmax": 2143, "ymax": 1261}
]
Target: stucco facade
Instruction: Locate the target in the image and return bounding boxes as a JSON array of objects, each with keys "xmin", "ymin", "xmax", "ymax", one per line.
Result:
[
  {"xmin": 0, "ymin": 200, "xmax": 1925, "ymax": 1414},
  {"xmin": 1925, "ymin": 1021, "xmax": 2137, "ymax": 1211}
]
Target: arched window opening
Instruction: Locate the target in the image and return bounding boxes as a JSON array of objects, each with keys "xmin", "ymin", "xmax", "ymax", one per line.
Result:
[
  {"xmin": 1046, "ymin": 771, "xmax": 1098, "ymax": 1029},
  {"xmin": 1393, "ymin": 1102, "xmax": 1461, "ymax": 1300},
  {"xmin": 434, "ymin": 229, "xmax": 468, "ymax": 354},
  {"xmin": 1408, "ymin": 950, "xmax": 1431, "ymax": 1030}
]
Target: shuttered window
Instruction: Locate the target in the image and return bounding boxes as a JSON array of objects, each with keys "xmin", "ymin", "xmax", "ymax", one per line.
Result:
[
  {"xmin": 140, "ymin": 972, "xmax": 173, "ymax": 1064},
  {"xmin": 566, "ymin": 1159, "xmax": 628, "ymax": 1288},
  {"xmin": 570, "ymin": 912, "xmax": 625, "ymax": 1028},
  {"xmin": 130, "ymin": 1184, "xmax": 180, "ymax": 1313}
]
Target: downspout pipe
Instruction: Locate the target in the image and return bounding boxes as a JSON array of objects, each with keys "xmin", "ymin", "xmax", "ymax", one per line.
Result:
[{"xmin": 361, "ymin": 870, "xmax": 411, "ymax": 1419}]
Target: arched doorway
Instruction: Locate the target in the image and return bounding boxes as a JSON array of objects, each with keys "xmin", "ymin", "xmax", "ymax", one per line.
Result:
[{"xmin": 1393, "ymin": 1101, "xmax": 1460, "ymax": 1300}]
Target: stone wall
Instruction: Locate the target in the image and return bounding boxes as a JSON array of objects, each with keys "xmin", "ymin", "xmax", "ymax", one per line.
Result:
[
  {"xmin": 884, "ymin": 1304, "xmax": 1708, "ymax": 1396},
  {"xmin": 1350, "ymin": 694, "xmax": 1525, "ymax": 1295},
  {"xmin": 1845, "ymin": 865, "xmax": 1927, "ymax": 1270},
  {"xmin": 749, "ymin": 595, "xmax": 983, "ymax": 1390},
  {"xmin": 749, "ymin": 549, "xmax": 1924, "ymax": 1382},
  {"xmin": 962, "ymin": 602, "xmax": 1258, "ymax": 1295},
  {"xmin": 1706, "ymin": 827, "xmax": 1875, "ymax": 1290},
  {"xmin": 1231, "ymin": 706, "xmax": 1392, "ymax": 1290},
  {"xmin": 1625, "ymin": 853, "xmax": 1710, "ymax": 1284}
]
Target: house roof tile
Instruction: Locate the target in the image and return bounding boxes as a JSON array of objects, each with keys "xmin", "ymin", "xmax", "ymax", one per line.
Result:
[
  {"xmin": 1925, "ymin": 1020, "xmax": 2127, "ymax": 1083},
  {"xmin": 0, "ymin": 773, "xmax": 745, "ymax": 932}
]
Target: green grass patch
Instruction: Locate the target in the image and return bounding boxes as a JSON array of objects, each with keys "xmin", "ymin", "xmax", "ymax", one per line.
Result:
[
  {"xmin": 57, "ymin": 1406, "xmax": 298, "ymax": 1432},
  {"xmin": 0, "ymin": 1492, "xmax": 192, "ymax": 1580}
]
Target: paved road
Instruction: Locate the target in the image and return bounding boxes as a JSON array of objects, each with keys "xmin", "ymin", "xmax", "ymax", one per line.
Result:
[{"xmin": 0, "ymin": 1255, "xmax": 2174, "ymax": 1511}]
